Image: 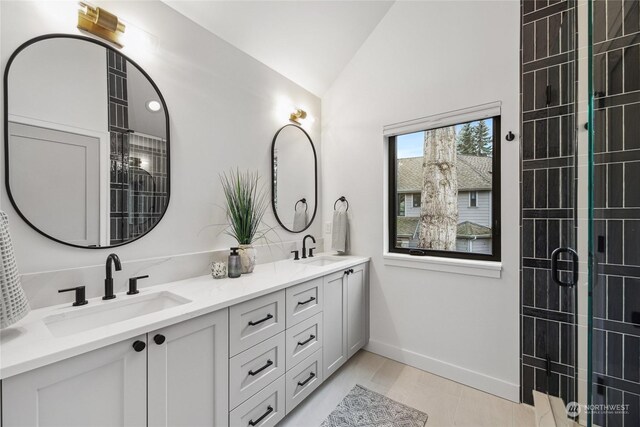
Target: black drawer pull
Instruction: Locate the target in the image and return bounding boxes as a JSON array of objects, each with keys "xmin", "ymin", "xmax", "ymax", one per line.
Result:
[
  {"xmin": 248, "ymin": 313, "xmax": 273, "ymax": 326},
  {"xmin": 248, "ymin": 405, "xmax": 273, "ymax": 426},
  {"xmin": 297, "ymin": 372, "xmax": 315, "ymax": 387},
  {"xmin": 297, "ymin": 296, "xmax": 316, "ymax": 306},
  {"xmin": 248, "ymin": 359, "xmax": 273, "ymax": 376},
  {"xmin": 297, "ymin": 334, "xmax": 316, "ymax": 347}
]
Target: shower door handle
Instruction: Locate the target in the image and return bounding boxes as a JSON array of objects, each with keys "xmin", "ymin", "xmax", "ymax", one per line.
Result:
[{"xmin": 551, "ymin": 247, "xmax": 579, "ymax": 287}]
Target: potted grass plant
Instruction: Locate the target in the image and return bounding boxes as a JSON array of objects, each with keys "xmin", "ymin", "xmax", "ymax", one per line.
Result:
[{"xmin": 220, "ymin": 169, "xmax": 270, "ymax": 274}]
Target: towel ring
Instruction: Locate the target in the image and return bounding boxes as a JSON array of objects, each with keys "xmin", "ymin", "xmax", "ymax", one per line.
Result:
[
  {"xmin": 334, "ymin": 196, "xmax": 349, "ymax": 212},
  {"xmin": 295, "ymin": 198, "xmax": 308, "ymax": 213}
]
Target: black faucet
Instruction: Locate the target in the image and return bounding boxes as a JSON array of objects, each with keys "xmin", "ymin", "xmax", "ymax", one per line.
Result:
[
  {"xmin": 302, "ymin": 234, "xmax": 316, "ymax": 259},
  {"xmin": 103, "ymin": 253, "xmax": 122, "ymax": 300}
]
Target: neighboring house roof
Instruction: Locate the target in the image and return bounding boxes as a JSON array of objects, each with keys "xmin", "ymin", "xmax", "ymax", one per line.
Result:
[
  {"xmin": 397, "ymin": 217, "xmax": 420, "ymax": 237},
  {"xmin": 456, "ymin": 221, "xmax": 492, "ymax": 239},
  {"xmin": 397, "ymin": 155, "xmax": 492, "ymax": 192},
  {"xmin": 396, "ymin": 218, "xmax": 491, "ymax": 239}
]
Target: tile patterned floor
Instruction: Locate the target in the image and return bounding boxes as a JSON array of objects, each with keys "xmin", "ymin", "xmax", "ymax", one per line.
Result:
[{"xmin": 281, "ymin": 350, "xmax": 535, "ymax": 427}]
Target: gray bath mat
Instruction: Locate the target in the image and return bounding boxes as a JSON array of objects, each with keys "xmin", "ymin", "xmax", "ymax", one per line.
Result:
[{"xmin": 321, "ymin": 384, "xmax": 429, "ymax": 427}]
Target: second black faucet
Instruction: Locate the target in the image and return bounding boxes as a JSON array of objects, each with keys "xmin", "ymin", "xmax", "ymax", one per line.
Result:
[{"xmin": 301, "ymin": 234, "xmax": 316, "ymax": 259}]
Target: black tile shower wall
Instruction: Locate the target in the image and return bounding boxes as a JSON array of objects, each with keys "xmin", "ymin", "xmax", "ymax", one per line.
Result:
[
  {"xmin": 591, "ymin": 1, "xmax": 640, "ymax": 425},
  {"xmin": 122, "ymin": 134, "xmax": 169, "ymax": 242},
  {"xmin": 520, "ymin": 0, "xmax": 577, "ymax": 406},
  {"xmin": 107, "ymin": 51, "xmax": 130, "ymax": 245},
  {"xmin": 106, "ymin": 52, "xmax": 168, "ymax": 245}
]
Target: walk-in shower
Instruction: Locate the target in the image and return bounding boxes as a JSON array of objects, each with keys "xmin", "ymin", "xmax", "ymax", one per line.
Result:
[{"xmin": 521, "ymin": 1, "xmax": 639, "ymax": 425}]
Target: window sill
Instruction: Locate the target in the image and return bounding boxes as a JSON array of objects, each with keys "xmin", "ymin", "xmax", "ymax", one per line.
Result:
[{"xmin": 383, "ymin": 252, "xmax": 502, "ymax": 278}]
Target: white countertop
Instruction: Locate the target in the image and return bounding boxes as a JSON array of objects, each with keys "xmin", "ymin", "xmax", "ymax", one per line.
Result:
[{"xmin": 0, "ymin": 254, "xmax": 369, "ymax": 379}]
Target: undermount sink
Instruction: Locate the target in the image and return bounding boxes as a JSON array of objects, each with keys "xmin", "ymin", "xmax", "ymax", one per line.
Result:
[
  {"xmin": 44, "ymin": 291, "xmax": 191, "ymax": 338},
  {"xmin": 301, "ymin": 255, "xmax": 344, "ymax": 267}
]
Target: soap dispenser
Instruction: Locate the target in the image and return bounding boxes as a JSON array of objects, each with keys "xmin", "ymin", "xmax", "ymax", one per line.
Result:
[{"xmin": 228, "ymin": 247, "xmax": 242, "ymax": 278}]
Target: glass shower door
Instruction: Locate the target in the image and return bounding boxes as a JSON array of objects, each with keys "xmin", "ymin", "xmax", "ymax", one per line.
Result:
[{"xmin": 587, "ymin": 0, "xmax": 640, "ymax": 426}]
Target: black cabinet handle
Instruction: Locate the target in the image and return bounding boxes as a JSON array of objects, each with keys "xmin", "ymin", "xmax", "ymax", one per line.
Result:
[
  {"xmin": 297, "ymin": 296, "xmax": 316, "ymax": 306},
  {"xmin": 349, "ymin": 268, "xmax": 354, "ymax": 274},
  {"xmin": 551, "ymin": 247, "xmax": 579, "ymax": 287},
  {"xmin": 248, "ymin": 405, "xmax": 273, "ymax": 426},
  {"xmin": 297, "ymin": 372, "xmax": 315, "ymax": 387},
  {"xmin": 132, "ymin": 340, "xmax": 146, "ymax": 352},
  {"xmin": 297, "ymin": 334, "xmax": 316, "ymax": 347},
  {"xmin": 153, "ymin": 334, "xmax": 166, "ymax": 345},
  {"xmin": 248, "ymin": 313, "xmax": 273, "ymax": 326},
  {"xmin": 248, "ymin": 359, "xmax": 273, "ymax": 376}
]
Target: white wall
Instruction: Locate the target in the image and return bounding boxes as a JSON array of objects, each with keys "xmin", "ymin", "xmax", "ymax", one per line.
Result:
[
  {"xmin": 127, "ymin": 63, "xmax": 166, "ymax": 138},
  {"xmin": 0, "ymin": 1, "xmax": 321, "ymax": 299},
  {"xmin": 321, "ymin": 1, "xmax": 520, "ymax": 400},
  {"xmin": 7, "ymin": 37, "xmax": 108, "ymax": 134}
]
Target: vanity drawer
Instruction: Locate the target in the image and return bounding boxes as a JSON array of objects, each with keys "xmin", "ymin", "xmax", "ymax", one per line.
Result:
[
  {"xmin": 285, "ymin": 278, "xmax": 323, "ymax": 327},
  {"xmin": 229, "ymin": 375, "xmax": 286, "ymax": 427},
  {"xmin": 285, "ymin": 348, "xmax": 323, "ymax": 414},
  {"xmin": 229, "ymin": 332, "xmax": 285, "ymax": 410},
  {"xmin": 230, "ymin": 290, "xmax": 285, "ymax": 356},
  {"xmin": 285, "ymin": 312, "xmax": 323, "ymax": 369}
]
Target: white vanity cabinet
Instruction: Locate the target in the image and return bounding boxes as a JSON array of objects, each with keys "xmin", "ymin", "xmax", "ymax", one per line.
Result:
[
  {"xmin": 323, "ymin": 263, "xmax": 369, "ymax": 379},
  {"xmin": 1, "ymin": 258, "xmax": 369, "ymax": 427},
  {"xmin": 2, "ymin": 335, "xmax": 148, "ymax": 427},
  {"xmin": 1, "ymin": 309, "xmax": 229, "ymax": 427},
  {"xmin": 147, "ymin": 309, "xmax": 229, "ymax": 427}
]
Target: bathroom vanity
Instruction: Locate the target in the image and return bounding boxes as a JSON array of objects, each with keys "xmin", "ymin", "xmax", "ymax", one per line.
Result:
[{"xmin": 0, "ymin": 255, "xmax": 369, "ymax": 427}]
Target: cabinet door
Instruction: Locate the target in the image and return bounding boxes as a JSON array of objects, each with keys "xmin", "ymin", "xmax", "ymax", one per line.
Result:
[
  {"xmin": 347, "ymin": 263, "xmax": 367, "ymax": 357},
  {"xmin": 2, "ymin": 335, "xmax": 147, "ymax": 427},
  {"xmin": 148, "ymin": 309, "xmax": 229, "ymax": 427},
  {"xmin": 323, "ymin": 269, "xmax": 348, "ymax": 379}
]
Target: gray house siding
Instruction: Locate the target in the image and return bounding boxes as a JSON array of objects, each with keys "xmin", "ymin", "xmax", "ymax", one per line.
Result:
[
  {"xmin": 400, "ymin": 191, "xmax": 491, "ymax": 226},
  {"xmin": 457, "ymin": 191, "xmax": 491, "ymax": 227},
  {"xmin": 456, "ymin": 237, "xmax": 491, "ymax": 254}
]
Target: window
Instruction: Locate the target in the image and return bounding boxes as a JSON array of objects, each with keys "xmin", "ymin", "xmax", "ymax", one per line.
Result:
[
  {"xmin": 412, "ymin": 193, "xmax": 421, "ymax": 208},
  {"xmin": 469, "ymin": 191, "xmax": 478, "ymax": 207},
  {"xmin": 388, "ymin": 116, "xmax": 500, "ymax": 261}
]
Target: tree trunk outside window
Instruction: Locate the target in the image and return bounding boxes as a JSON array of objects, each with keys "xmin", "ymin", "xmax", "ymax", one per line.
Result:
[{"xmin": 419, "ymin": 126, "xmax": 458, "ymax": 250}]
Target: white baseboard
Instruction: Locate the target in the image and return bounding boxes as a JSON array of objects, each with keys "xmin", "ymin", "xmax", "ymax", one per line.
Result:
[{"xmin": 365, "ymin": 339, "xmax": 520, "ymax": 402}]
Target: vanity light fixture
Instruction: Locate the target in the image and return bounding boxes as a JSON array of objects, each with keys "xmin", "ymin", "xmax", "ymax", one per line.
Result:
[
  {"xmin": 289, "ymin": 108, "xmax": 307, "ymax": 124},
  {"xmin": 146, "ymin": 100, "xmax": 162, "ymax": 112},
  {"xmin": 77, "ymin": 2, "xmax": 126, "ymax": 48}
]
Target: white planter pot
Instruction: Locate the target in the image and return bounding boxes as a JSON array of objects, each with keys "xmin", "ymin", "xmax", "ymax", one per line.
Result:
[{"xmin": 238, "ymin": 244, "xmax": 256, "ymax": 274}]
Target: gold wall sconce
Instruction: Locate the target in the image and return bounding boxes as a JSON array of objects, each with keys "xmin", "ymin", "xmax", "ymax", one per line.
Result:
[
  {"xmin": 78, "ymin": 2, "xmax": 126, "ymax": 48},
  {"xmin": 289, "ymin": 108, "xmax": 307, "ymax": 125}
]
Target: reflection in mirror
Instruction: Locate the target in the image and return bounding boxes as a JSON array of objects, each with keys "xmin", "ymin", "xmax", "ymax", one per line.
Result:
[
  {"xmin": 271, "ymin": 124, "xmax": 317, "ymax": 233},
  {"xmin": 5, "ymin": 35, "xmax": 169, "ymax": 248}
]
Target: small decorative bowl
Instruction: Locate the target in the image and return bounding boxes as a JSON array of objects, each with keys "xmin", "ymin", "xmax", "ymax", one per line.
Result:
[{"xmin": 211, "ymin": 262, "xmax": 227, "ymax": 279}]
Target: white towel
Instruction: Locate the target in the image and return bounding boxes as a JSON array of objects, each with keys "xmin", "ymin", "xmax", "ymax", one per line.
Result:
[
  {"xmin": 293, "ymin": 209, "xmax": 308, "ymax": 232},
  {"xmin": 331, "ymin": 210, "xmax": 350, "ymax": 254}
]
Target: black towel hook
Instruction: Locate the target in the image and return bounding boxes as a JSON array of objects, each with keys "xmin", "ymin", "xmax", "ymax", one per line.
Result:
[
  {"xmin": 295, "ymin": 198, "xmax": 308, "ymax": 213},
  {"xmin": 334, "ymin": 196, "xmax": 349, "ymax": 211}
]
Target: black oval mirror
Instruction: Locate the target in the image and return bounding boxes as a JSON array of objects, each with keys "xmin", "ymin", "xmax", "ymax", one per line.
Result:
[
  {"xmin": 271, "ymin": 124, "xmax": 317, "ymax": 233},
  {"xmin": 4, "ymin": 35, "xmax": 170, "ymax": 248}
]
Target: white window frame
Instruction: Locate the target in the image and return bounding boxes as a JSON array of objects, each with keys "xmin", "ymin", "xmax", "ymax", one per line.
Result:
[{"xmin": 469, "ymin": 191, "xmax": 478, "ymax": 208}]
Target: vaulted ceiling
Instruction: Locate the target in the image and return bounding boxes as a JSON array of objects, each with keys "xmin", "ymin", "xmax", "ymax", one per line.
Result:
[{"xmin": 164, "ymin": 1, "xmax": 394, "ymax": 96}]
